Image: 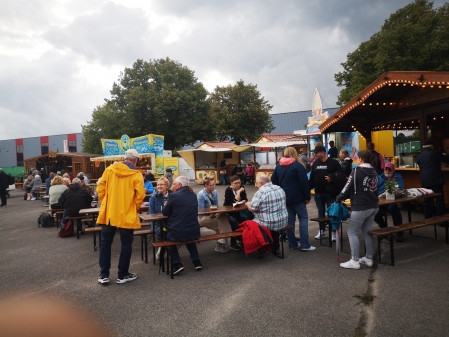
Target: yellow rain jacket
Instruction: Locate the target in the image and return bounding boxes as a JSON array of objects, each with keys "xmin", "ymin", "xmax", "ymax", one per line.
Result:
[{"xmin": 96, "ymin": 162, "xmax": 146, "ymax": 229}]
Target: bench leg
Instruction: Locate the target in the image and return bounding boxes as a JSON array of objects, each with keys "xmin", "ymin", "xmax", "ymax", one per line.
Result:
[
  {"xmin": 378, "ymin": 236, "xmax": 382, "ymax": 264},
  {"xmin": 153, "ymin": 231, "xmax": 156, "ymax": 265},
  {"xmin": 434, "ymin": 224, "xmax": 437, "ymax": 240},
  {"xmin": 144, "ymin": 235, "xmax": 148, "ymax": 264},
  {"xmin": 328, "ymin": 222, "xmax": 332, "ymax": 248},
  {"xmin": 390, "ymin": 236, "xmax": 395, "ymax": 266},
  {"xmin": 446, "ymin": 222, "xmax": 449, "ymax": 244},
  {"xmin": 93, "ymin": 232, "xmax": 97, "ymax": 251}
]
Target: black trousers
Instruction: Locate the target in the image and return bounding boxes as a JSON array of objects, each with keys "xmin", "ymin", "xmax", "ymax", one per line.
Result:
[{"xmin": 0, "ymin": 189, "xmax": 7, "ymax": 206}]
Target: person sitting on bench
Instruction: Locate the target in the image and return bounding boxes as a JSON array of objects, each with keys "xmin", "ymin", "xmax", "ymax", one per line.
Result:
[
  {"xmin": 58, "ymin": 177, "xmax": 93, "ymax": 228},
  {"xmin": 162, "ymin": 176, "xmax": 202, "ymax": 275},
  {"xmin": 374, "ymin": 162, "xmax": 405, "ymax": 242}
]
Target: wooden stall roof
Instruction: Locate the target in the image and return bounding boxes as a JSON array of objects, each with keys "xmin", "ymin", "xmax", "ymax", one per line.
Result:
[
  {"xmin": 90, "ymin": 153, "xmax": 154, "ymax": 162},
  {"xmin": 320, "ymin": 71, "xmax": 449, "ymax": 138},
  {"xmin": 195, "ymin": 141, "xmax": 236, "ymax": 150},
  {"xmin": 24, "ymin": 152, "xmax": 100, "ymax": 162}
]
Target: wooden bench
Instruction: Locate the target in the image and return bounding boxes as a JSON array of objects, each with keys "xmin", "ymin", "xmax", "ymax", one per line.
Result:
[
  {"xmin": 65, "ymin": 215, "xmax": 96, "ymax": 239},
  {"xmin": 154, "ymin": 226, "xmax": 293, "ymax": 279},
  {"xmin": 310, "ymin": 217, "xmax": 345, "ymax": 251},
  {"xmin": 84, "ymin": 224, "xmax": 154, "ymax": 263},
  {"xmin": 368, "ymin": 214, "xmax": 449, "ymax": 266}
]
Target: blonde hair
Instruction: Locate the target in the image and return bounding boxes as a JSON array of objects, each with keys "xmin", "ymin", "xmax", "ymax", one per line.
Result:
[
  {"xmin": 63, "ymin": 177, "xmax": 71, "ymax": 186},
  {"xmin": 51, "ymin": 175, "xmax": 64, "ymax": 185},
  {"xmin": 157, "ymin": 177, "xmax": 170, "ymax": 187},
  {"xmin": 283, "ymin": 147, "xmax": 301, "ymax": 163}
]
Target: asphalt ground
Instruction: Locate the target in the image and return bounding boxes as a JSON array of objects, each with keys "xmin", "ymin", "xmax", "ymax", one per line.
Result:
[{"xmin": 1, "ymin": 185, "xmax": 449, "ymax": 336}]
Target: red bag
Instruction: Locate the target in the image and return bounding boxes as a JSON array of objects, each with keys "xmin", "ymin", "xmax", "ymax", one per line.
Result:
[{"xmin": 58, "ymin": 220, "xmax": 73, "ymax": 238}]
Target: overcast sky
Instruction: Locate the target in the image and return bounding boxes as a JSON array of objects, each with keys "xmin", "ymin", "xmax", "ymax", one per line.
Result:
[{"xmin": 1, "ymin": 0, "xmax": 446, "ymax": 140}]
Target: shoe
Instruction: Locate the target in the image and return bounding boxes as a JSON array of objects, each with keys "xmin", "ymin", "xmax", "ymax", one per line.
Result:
[
  {"xmin": 156, "ymin": 247, "xmax": 161, "ymax": 260},
  {"xmin": 193, "ymin": 259, "xmax": 202, "ymax": 270},
  {"xmin": 301, "ymin": 245, "xmax": 316, "ymax": 251},
  {"xmin": 359, "ymin": 257, "xmax": 373, "ymax": 267},
  {"xmin": 116, "ymin": 273, "xmax": 138, "ymax": 284},
  {"xmin": 215, "ymin": 245, "xmax": 229, "ymax": 253},
  {"xmin": 289, "ymin": 243, "xmax": 301, "ymax": 250},
  {"xmin": 340, "ymin": 259, "xmax": 360, "ymax": 269},
  {"xmin": 31, "ymin": 197, "xmax": 36, "ymax": 201},
  {"xmin": 296, "ymin": 237, "xmax": 301, "ymax": 242},
  {"xmin": 217, "ymin": 238, "xmax": 227, "ymax": 245},
  {"xmin": 98, "ymin": 275, "xmax": 109, "ymax": 284},
  {"xmin": 314, "ymin": 231, "xmax": 327, "ymax": 240},
  {"xmin": 172, "ymin": 263, "xmax": 184, "ymax": 275},
  {"xmin": 229, "ymin": 244, "xmax": 243, "ymax": 251},
  {"xmin": 332, "ymin": 232, "xmax": 336, "ymax": 242}
]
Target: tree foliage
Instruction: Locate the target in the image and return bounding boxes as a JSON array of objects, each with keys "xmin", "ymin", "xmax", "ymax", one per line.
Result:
[
  {"xmin": 335, "ymin": 0, "xmax": 449, "ymax": 106},
  {"xmin": 82, "ymin": 58, "xmax": 210, "ymax": 152},
  {"xmin": 207, "ymin": 80, "xmax": 274, "ymax": 145}
]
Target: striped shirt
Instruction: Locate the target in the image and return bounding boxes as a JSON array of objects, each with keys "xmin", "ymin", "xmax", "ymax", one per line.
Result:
[{"xmin": 249, "ymin": 182, "xmax": 288, "ymax": 231}]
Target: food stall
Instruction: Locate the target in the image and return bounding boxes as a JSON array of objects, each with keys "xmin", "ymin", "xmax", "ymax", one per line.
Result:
[
  {"xmin": 178, "ymin": 142, "xmax": 238, "ymax": 184},
  {"xmin": 90, "ymin": 134, "xmax": 164, "ymax": 176},
  {"xmin": 319, "ymin": 71, "xmax": 449, "ymax": 206},
  {"xmin": 231, "ymin": 134, "xmax": 308, "ymax": 183},
  {"xmin": 24, "ymin": 152, "xmax": 102, "ymax": 179}
]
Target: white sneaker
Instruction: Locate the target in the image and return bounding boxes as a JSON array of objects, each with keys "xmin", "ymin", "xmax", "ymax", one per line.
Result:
[
  {"xmin": 215, "ymin": 245, "xmax": 228, "ymax": 253},
  {"xmin": 332, "ymin": 232, "xmax": 336, "ymax": 242},
  {"xmin": 340, "ymin": 259, "xmax": 360, "ymax": 269},
  {"xmin": 359, "ymin": 257, "xmax": 373, "ymax": 267},
  {"xmin": 314, "ymin": 230, "xmax": 327, "ymax": 240},
  {"xmin": 155, "ymin": 247, "xmax": 161, "ymax": 260},
  {"xmin": 301, "ymin": 245, "xmax": 316, "ymax": 251},
  {"xmin": 218, "ymin": 238, "xmax": 227, "ymax": 245},
  {"xmin": 30, "ymin": 197, "xmax": 36, "ymax": 201}
]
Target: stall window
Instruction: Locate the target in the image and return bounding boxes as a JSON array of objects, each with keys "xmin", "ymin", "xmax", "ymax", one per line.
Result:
[
  {"xmin": 69, "ymin": 141, "xmax": 77, "ymax": 153},
  {"xmin": 16, "ymin": 145, "xmax": 24, "ymax": 166},
  {"xmin": 74, "ymin": 163, "xmax": 82, "ymax": 174},
  {"xmin": 41, "ymin": 142, "xmax": 49, "ymax": 155}
]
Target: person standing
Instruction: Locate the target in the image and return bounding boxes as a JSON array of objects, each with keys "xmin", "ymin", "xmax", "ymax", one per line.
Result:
[
  {"xmin": 162, "ymin": 176, "xmax": 202, "ymax": 275},
  {"xmin": 335, "ymin": 150, "xmax": 379, "ymax": 270},
  {"xmin": 367, "ymin": 142, "xmax": 384, "ymax": 175},
  {"xmin": 309, "ymin": 145, "xmax": 342, "ymax": 240},
  {"xmin": 417, "ymin": 139, "xmax": 449, "ymax": 218},
  {"xmin": 0, "ymin": 169, "xmax": 9, "ymax": 207},
  {"xmin": 97, "ymin": 149, "xmax": 146, "ymax": 285},
  {"xmin": 328, "ymin": 141, "xmax": 338, "ymax": 159},
  {"xmin": 338, "ymin": 149, "xmax": 353, "ymax": 177},
  {"xmin": 272, "ymin": 147, "xmax": 315, "ymax": 251},
  {"xmin": 220, "ymin": 158, "xmax": 228, "ymax": 185}
]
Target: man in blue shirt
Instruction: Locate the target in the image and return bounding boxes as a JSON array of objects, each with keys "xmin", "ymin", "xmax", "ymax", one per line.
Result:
[
  {"xmin": 197, "ymin": 177, "xmax": 240, "ymax": 252},
  {"xmin": 328, "ymin": 141, "xmax": 338, "ymax": 159},
  {"xmin": 374, "ymin": 162, "xmax": 405, "ymax": 242}
]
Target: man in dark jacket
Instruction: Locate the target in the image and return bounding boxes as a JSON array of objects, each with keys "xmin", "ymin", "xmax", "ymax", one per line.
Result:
[
  {"xmin": 310, "ymin": 146, "xmax": 342, "ymax": 240},
  {"xmin": 417, "ymin": 140, "xmax": 449, "ymax": 218},
  {"xmin": 338, "ymin": 149, "xmax": 353, "ymax": 177},
  {"xmin": 58, "ymin": 177, "xmax": 93, "ymax": 226},
  {"xmin": 0, "ymin": 168, "xmax": 9, "ymax": 207},
  {"xmin": 162, "ymin": 176, "xmax": 202, "ymax": 274}
]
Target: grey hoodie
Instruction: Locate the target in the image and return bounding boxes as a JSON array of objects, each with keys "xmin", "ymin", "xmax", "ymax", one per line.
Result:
[{"xmin": 335, "ymin": 164, "xmax": 378, "ymax": 211}]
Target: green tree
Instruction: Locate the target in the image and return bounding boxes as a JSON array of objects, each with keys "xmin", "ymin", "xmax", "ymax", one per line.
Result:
[
  {"xmin": 207, "ymin": 80, "xmax": 274, "ymax": 144},
  {"xmin": 335, "ymin": 0, "xmax": 449, "ymax": 106},
  {"xmin": 82, "ymin": 58, "xmax": 210, "ymax": 152}
]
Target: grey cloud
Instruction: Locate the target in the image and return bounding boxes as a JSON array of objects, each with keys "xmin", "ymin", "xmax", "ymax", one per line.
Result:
[{"xmin": 44, "ymin": 2, "xmax": 150, "ymax": 65}]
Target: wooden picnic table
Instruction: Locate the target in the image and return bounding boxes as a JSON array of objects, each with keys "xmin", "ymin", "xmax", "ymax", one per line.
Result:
[
  {"xmin": 79, "ymin": 205, "xmax": 149, "ymax": 215},
  {"xmin": 198, "ymin": 204, "xmax": 248, "ymax": 215}
]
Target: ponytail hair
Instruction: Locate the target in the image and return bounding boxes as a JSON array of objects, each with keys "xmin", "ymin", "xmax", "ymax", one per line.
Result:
[{"xmin": 358, "ymin": 150, "xmax": 378, "ymax": 167}]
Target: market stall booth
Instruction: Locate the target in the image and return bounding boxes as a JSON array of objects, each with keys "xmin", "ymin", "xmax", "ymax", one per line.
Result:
[
  {"xmin": 320, "ymin": 71, "xmax": 449, "ymax": 205},
  {"xmin": 24, "ymin": 152, "xmax": 102, "ymax": 179},
  {"xmin": 178, "ymin": 142, "xmax": 238, "ymax": 184},
  {"xmin": 90, "ymin": 134, "xmax": 164, "ymax": 176},
  {"xmin": 231, "ymin": 134, "xmax": 307, "ymax": 183}
]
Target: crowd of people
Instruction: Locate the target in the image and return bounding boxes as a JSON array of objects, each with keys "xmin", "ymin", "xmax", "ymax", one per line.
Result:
[{"xmin": 13, "ymin": 139, "xmax": 446, "ymax": 282}]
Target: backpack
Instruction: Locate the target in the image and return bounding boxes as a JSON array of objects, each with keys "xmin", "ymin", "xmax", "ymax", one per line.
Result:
[
  {"xmin": 38, "ymin": 212, "xmax": 54, "ymax": 228},
  {"xmin": 58, "ymin": 220, "xmax": 73, "ymax": 238}
]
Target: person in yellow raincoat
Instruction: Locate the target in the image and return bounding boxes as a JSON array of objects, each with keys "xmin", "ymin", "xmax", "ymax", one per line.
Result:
[{"xmin": 97, "ymin": 149, "xmax": 146, "ymax": 285}]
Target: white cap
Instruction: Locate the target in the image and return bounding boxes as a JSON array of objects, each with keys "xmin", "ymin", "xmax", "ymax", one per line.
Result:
[{"xmin": 125, "ymin": 149, "xmax": 139, "ymax": 159}]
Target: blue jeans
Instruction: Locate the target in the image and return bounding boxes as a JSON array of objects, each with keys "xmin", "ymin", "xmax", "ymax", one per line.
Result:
[
  {"xmin": 286, "ymin": 203, "xmax": 311, "ymax": 249},
  {"xmin": 423, "ymin": 184, "xmax": 445, "ymax": 218},
  {"xmin": 314, "ymin": 192, "xmax": 336, "ymax": 230},
  {"xmin": 347, "ymin": 208, "xmax": 378, "ymax": 260},
  {"xmin": 171, "ymin": 243, "xmax": 199, "ymax": 264},
  {"xmin": 220, "ymin": 173, "xmax": 227, "ymax": 185},
  {"xmin": 99, "ymin": 225, "xmax": 134, "ymax": 278}
]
